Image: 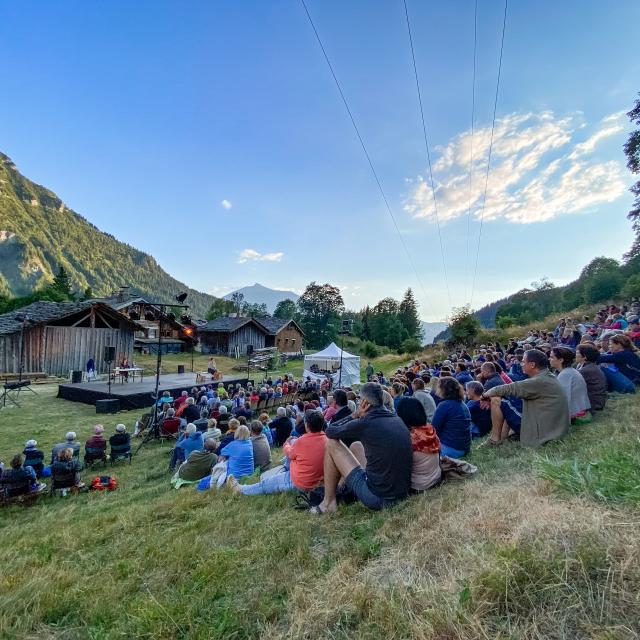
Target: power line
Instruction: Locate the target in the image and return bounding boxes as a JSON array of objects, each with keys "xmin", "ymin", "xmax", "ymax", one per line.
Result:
[
  {"xmin": 299, "ymin": 0, "xmax": 435, "ymax": 318},
  {"xmin": 464, "ymin": 0, "xmax": 478, "ymax": 305},
  {"xmin": 402, "ymin": 0, "xmax": 452, "ymax": 311},
  {"xmin": 469, "ymin": 0, "xmax": 508, "ymax": 309}
]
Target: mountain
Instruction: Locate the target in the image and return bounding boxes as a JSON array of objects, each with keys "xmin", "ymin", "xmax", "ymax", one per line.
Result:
[
  {"xmin": 0, "ymin": 152, "xmax": 217, "ymax": 318},
  {"xmin": 421, "ymin": 321, "xmax": 448, "ymax": 345},
  {"xmin": 224, "ymin": 283, "xmax": 299, "ymax": 314}
]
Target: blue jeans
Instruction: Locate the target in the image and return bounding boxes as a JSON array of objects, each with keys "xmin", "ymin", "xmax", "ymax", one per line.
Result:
[
  {"xmin": 240, "ymin": 470, "xmax": 297, "ymax": 495},
  {"xmin": 440, "ymin": 444, "xmax": 468, "ymax": 458}
]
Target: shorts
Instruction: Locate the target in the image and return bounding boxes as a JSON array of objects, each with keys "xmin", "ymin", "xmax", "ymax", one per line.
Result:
[
  {"xmin": 500, "ymin": 399, "xmax": 522, "ymax": 433},
  {"xmin": 345, "ymin": 467, "xmax": 399, "ymax": 511}
]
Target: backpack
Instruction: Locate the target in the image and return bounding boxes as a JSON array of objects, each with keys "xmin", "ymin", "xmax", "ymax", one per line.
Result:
[{"xmin": 90, "ymin": 476, "xmax": 117, "ymax": 491}]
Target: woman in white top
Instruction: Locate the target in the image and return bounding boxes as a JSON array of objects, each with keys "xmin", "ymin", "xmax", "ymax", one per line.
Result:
[{"xmin": 549, "ymin": 346, "xmax": 591, "ymax": 421}]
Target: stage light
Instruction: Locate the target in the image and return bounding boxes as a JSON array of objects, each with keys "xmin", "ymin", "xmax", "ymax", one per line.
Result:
[
  {"xmin": 175, "ymin": 292, "xmax": 188, "ymax": 304},
  {"xmin": 183, "ymin": 327, "xmax": 193, "ymax": 336}
]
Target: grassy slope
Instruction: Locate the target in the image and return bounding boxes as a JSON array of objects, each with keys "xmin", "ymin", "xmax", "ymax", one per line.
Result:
[{"xmin": 0, "ymin": 384, "xmax": 639, "ymax": 639}]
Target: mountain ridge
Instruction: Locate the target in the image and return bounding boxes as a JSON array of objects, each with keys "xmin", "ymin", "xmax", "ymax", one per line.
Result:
[{"xmin": 223, "ymin": 283, "xmax": 299, "ymax": 314}]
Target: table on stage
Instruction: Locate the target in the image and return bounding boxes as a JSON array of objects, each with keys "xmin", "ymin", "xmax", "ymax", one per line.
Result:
[{"xmin": 113, "ymin": 367, "xmax": 145, "ymax": 383}]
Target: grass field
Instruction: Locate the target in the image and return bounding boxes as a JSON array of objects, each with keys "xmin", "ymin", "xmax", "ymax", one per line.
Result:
[{"xmin": 1, "ymin": 385, "xmax": 639, "ymax": 639}]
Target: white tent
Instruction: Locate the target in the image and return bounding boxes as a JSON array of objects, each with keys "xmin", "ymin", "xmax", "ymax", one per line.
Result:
[{"xmin": 303, "ymin": 342, "xmax": 361, "ymax": 388}]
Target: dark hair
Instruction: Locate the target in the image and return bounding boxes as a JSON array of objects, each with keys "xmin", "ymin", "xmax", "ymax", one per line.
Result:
[
  {"xmin": 396, "ymin": 397, "xmax": 427, "ymax": 429},
  {"xmin": 360, "ymin": 382, "xmax": 384, "ymax": 407},
  {"xmin": 550, "ymin": 346, "xmax": 576, "ymax": 368},
  {"xmin": 524, "ymin": 348, "xmax": 549, "ymax": 370},
  {"xmin": 437, "ymin": 376, "xmax": 464, "ymax": 401},
  {"xmin": 333, "ymin": 389, "xmax": 348, "ymax": 407},
  {"xmin": 304, "ymin": 410, "xmax": 325, "ymax": 433},
  {"xmin": 576, "ymin": 343, "xmax": 600, "ymax": 363},
  {"xmin": 611, "ymin": 334, "xmax": 635, "ymax": 351},
  {"xmin": 10, "ymin": 454, "xmax": 23, "ymax": 469},
  {"xmin": 465, "ymin": 381, "xmax": 484, "ymax": 397},
  {"xmin": 412, "ymin": 378, "xmax": 425, "ymax": 390},
  {"xmin": 481, "ymin": 362, "xmax": 496, "ymax": 374},
  {"xmin": 250, "ymin": 420, "xmax": 263, "ymax": 435},
  {"xmin": 457, "ymin": 362, "xmax": 468, "ymax": 371}
]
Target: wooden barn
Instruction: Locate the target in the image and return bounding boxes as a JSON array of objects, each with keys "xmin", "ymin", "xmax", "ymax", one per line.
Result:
[
  {"xmin": 0, "ymin": 301, "xmax": 141, "ymax": 376},
  {"xmin": 255, "ymin": 317, "xmax": 304, "ymax": 354},
  {"xmin": 199, "ymin": 317, "xmax": 269, "ymax": 356}
]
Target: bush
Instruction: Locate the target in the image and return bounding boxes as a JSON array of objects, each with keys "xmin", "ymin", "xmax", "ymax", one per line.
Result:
[
  {"xmin": 362, "ymin": 341, "xmax": 379, "ymax": 359},
  {"xmin": 400, "ymin": 338, "xmax": 422, "ymax": 354},
  {"xmin": 621, "ymin": 273, "xmax": 640, "ymax": 300}
]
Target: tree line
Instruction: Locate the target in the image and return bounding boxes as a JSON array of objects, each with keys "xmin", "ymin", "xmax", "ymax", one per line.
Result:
[{"xmin": 205, "ymin": 283, "xmax": 423, "ymax": 353}]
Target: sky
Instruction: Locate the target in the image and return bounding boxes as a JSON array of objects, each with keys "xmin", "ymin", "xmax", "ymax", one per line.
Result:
[{"xmin": 1, "ymin": 0, "xmax": 639, "ymax": 321}]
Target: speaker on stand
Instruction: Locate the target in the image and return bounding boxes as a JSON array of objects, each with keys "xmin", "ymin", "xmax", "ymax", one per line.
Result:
[{"xmin": 104, "ymin": 345, "xmax": 115, "ymax": 396}]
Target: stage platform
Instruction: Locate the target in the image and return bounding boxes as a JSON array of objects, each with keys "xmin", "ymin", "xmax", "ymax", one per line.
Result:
[{"xmin": 57, "ymin": 373, "xmax": 252, "ymax": 410}]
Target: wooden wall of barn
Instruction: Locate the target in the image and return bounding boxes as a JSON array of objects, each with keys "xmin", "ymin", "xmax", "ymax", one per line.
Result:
[
  {"xmin": 275, "ymin": 324, "xmax": 304, "ymax": 353},
  {"xmin": 200, "ymin": 325, "xmax": 266, "ymax": 356},
  {"xmin": 43, "ymin": 326, "xmax": 134, "ymax": 376},
  {"xmin": 0, "ymin": 325, "xmax": 46, "ymax": 374}
]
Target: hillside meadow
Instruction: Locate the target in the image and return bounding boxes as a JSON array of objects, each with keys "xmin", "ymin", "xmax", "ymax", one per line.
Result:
[{"xmin": 0, "ymin": 382, "xmax": 639, "ymax": 639}]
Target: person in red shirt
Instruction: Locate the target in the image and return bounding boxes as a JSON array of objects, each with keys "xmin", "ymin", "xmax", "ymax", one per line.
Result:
[{"xmin": 229, "ymin": 410, "xmax": 326, "ymax": 495}]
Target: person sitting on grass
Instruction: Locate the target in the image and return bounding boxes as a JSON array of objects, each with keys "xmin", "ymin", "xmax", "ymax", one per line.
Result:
[
  {"xmin": 23, "ymin": 439, "xmax": 45, "ymax": 478},
  {"xmin": 327, "ymin": 389, "xmax": 352, "ymax": 425},
  {"xmin": 311, "ymin": 382, "xmax": 412, "ymax": 515},
  {"xmin": 431, "ymin": 377, "xmax": 472, "ymax": 458},
  {"xmin": 193, "ymin": 408, "xmax": 210, "ymax": 432},
  {"xmin": 51, "ymin": 447, "xmax": 84, "ymax": 491},
  {"xmin": 598, "ymin": 334, "xmax": 640, "ymax": 384},
  {"xmin": 0, "ymin": 454, "xmax": 46, "ymax": 497},
  {"xmin": 270, "ymin": 407, "xmax": 293, "ymax": 447},
  {"xmin": 258, "ymin": 412, "xmax": 274, "ymax": 446},
  {"xmin": 217, "ymin": 418, "xmax": 239, "ymax": 452},
  {"xmin": 482, "ymin": 349, "xmax": 569, "ymax": 447},
  {"xmin": 575, "ymin": 343, "xmax": 608, "ymax": 412},
  {"xmin": 396, "ymin": 397, "xmax": 441, "ymax": 492},
  {"xmin": 219, "ymin": 424, "xmax": 254, "ymax": 480},
  {"xmin": 465, "ymin": 381, "xmax": 492, "ymax": 438},
  {"xmin": 84, "ymin": 425, "xmax": 107, "ymax": 465},
  {"xmin": 216, "ymin": 405, "xmax": 230, "ymax": 433},
  {"xmin": 549, "ymin": 346, "xmax": 591, "ymax": 422},
  {"xmin": 171, "ymin": 423, "xmax": 204, "ymax": 470},
  {"xmin": 51, "ymin": 432, "xmax": 81, "ymax": 464},
  {"xmin": 202, "ymin": 419, "xmax": 222, "ymax": 446},
  {"xmin": 230, "ymin": 410, "xmax": 327, "ymax": 496},
  {"xmin": 249, "ymin": 421, "xmax": 272, "ymax": 472},
  {"xmin": 411, "ymin": 378, "xmax": 436, "ymax": 422},
  {"xmin": 171, "ymin": 438, "xmax": 218, "ymax": 488}
]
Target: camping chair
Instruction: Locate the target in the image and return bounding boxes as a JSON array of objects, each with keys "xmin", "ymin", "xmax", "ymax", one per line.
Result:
[
  {"xmin": 159, "ymin": 417, "xmax": 181, "ymax": 439},
  {"xmin": 250, "ymin": 399, "xmax": 258, "ymax": 414},
  {"xmin": 267, "ymin": 397, "xmax": 275, "ymax": 410},
  {"xmin": 84, "ymin": 446, "xmax": 107, "ymax": 467},
  {"xmin": 110, "ymin": 442, "xmax": 132, "ymax": 464},
  {"xmin": 256, "ymin": 398, "xmax": 267, "ymax": 413},
  {"xmin": 50, "ymin": 468, "xmax": 82, "ymax": 497},
  {"xmin": 1, "ymin": 477, "xmax": 44, "ymax": 506}
]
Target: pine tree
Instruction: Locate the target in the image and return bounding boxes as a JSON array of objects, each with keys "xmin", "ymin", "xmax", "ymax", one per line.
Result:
[
  {"xmin": 399, "ymin": 288, "xmax": 421, "ymax": 341},
  {"xmin": 51, "ymin": 266, "xmax": 72, "ymax": 298}
]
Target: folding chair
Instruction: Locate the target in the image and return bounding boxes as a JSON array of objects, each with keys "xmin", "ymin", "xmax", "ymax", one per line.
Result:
[{"xmin": 110, "ymin": 443, "xmax": 132, "ymax": 464}]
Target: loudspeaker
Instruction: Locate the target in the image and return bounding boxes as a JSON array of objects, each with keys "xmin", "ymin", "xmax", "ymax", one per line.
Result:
[
  {"xmin": 96, "ymin": 399, "xmax": 120, "ymax": 414},
  {"xmin": 177, "ymin": 364, "xmax": 185, "ymax": 374},
  {"xmin": 247, "ymin": 344, "xmax": 254, "ymax": 356},
  {"xmin": 104, "ymin": 346, "xmax": 116, "ymax": 363},
  {"xmin": 71, "ymin": 370, "xmax": 83, "ymax": 384}
]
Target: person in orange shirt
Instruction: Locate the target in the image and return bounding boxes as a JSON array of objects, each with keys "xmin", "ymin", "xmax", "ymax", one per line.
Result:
[{"xmin": 229, "ymin": 410, "xmax": 326, "ymax": 496}]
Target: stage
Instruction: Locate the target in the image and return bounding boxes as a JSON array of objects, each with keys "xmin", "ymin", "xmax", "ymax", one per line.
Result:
[{"xmin": 57, "ymin": 373, "xmax": 252, "ymax": 410}]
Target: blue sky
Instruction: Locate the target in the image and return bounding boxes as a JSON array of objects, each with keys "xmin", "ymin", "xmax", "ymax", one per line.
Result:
[{"xmin": 1, "ymin": 0, "xmax": 638, "ymax": 321}]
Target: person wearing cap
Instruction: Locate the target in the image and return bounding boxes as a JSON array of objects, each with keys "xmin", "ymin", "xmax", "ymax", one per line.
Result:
[
  {"xmin": 23, "ymin": 439, "xmax": 45, "ymax": 478},
  {"xmin": 109, "ymin": 424, "xmax": 131, "ymax": 461},
  {"xmin": 51, "ymin": 432, "xmax": 81, "ymax": 465},
  {"xmin": 85, "ymin": 425, "xmax": 107, "ymax": 465}
]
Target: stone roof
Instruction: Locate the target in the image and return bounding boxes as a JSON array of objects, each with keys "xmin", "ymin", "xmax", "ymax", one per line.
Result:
[
  {"xmin": 199, "ymin": 317, "xmax": 261, "ymax": 333},
  {"xmin": 0, "ymin": 301, "xmax": 140, "ymax": 336}
]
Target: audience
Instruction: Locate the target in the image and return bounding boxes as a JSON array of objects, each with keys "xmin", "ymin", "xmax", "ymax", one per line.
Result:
[
  {"xmin": 249, "ymin": 421, "xmax": 272, "ymax": 471},
  {"xmin": 172, "ymin": 438, "xmax": 218, "ymax": 487},
  {"xmin": 549, "ymin": 347, "xmax": 591, "ymax": 422},
  {"xmin": 23, "ymin": 439, "xmax": 45, "ymax": 478},
  {"xmin": 84, "ymin": 425, "xmax": 107, "ymax": 465},
  {"xmin": 220, "ymin": 424, "xmax": 254, "ymax": 480},
  {"xmin": 0, "ymin": 454, "xmax": 45, "ymax": 497},
  {"xmin": 51, "ymin": 431, "xmax": 81, "ymax": 464},
  {"xmin": 575, "ymin": 344, "xmax": 608, "ymax": 412}
]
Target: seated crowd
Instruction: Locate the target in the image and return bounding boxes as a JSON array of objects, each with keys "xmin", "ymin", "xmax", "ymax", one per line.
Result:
[{"xmin": 3, "ymin": 300, "xmax": 638, "ymax": 509}]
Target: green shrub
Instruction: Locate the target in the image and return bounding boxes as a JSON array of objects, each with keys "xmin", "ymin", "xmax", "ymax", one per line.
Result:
[
  {"xmin": 362, "ymin": 341, "xmax": 379, "ymax": 359},
  {"xmin": 621, "ymin": 273, "xmax": 640, "ymax": 300},
  {"xmin": 400, "ymin": 337, "xmax": 422, "ymax": 354}
]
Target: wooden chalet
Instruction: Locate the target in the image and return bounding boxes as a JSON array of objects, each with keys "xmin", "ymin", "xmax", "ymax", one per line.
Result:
[
  {"xmin": 0, "ymin": 301, "xmax": 141, "ymax": 376},
  {"xmin": 91, "ymin": 290, "xmax": 197, "ymax": 355},
  {"xmin": 199, "ymin": 316, "xmax": 303, "ymax": 357},
  {"xmin": 254, "ymin": 317, "xmax": 304, "ymax": 354}
]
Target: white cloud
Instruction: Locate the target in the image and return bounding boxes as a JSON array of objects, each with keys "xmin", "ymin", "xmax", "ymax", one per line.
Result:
[
  {"xmin": 237, "ymin": 249, "xmax": 284, "ymax": 264},
  {"xmin": 404, "ymin": 110, "xmax": 627, "ymax": 225},
  {"xmin": 221, "ymin": 199, "xmax": 232, "ymax": 210}
]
